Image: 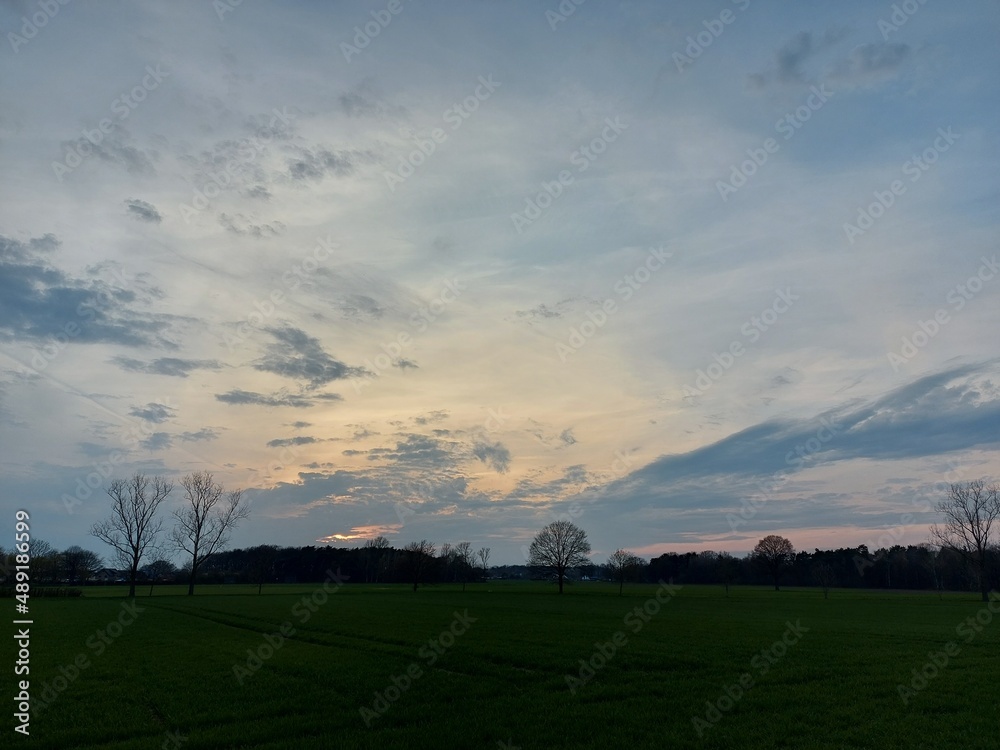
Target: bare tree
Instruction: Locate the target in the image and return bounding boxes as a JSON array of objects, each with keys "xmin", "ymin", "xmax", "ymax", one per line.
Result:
[
  {"xmin": 91, "ymin": 473, "xmax": 173, "ymax": 598},
  {"xmin": 61, "ymin": 546, "xmax": 102, "ymax": 585},
  {"xmin": 170, "ymin": 471, "xmax": 249, "ymax": 596},
  {"xmin": 812, "ymin": 562, "xmax": 837, "ymax": 599},
  {"xmin": 606, "ymin": 548, "xmax": 644, "ymax": 595},
  {"xmin": 27, "ymin": 538, "xmax": 58, "ymax": 583},
  {"xmin": 751, "ymin": 535, "xmax": 795, "ymax": 591},
  {"xmin": 477, "ymin": 546, "xmax": 491, "ymax": 581},
  {"xmin": 454, "ymin": 541, "xmax": 474, "ymax": 591},
  {"xmin": 932, "ymin": 480, "xmax": 1000, "ymax": 602},
  {"xmin": 404, "ymin": 540, "xmax": 436, "ymax": 591},
  {"xmin": 528, "ymin": 521, "xmax": 591, "ymax": 594}
]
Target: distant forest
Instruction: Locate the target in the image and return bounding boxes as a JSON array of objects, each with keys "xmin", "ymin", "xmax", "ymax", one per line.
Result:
[{"xmin": 11, "ymin": 541, "xmax": 999, "ymax": 595}]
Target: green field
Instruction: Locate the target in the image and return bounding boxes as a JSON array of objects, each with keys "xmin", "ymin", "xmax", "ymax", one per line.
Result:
[{"xmin": 8, "ymin": 582, "xmax": 1000, "ymax": 749}]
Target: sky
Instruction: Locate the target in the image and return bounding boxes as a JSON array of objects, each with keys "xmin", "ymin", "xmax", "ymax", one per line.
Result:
[{"xmin": 1, "ymin": 0, "xmax": 998, "ymax": 566}]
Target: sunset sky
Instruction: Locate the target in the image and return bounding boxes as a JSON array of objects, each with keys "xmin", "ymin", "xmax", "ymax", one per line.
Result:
[{"xmin": 2, "ymin": 0, "xmax": 998, "ymax": 565}]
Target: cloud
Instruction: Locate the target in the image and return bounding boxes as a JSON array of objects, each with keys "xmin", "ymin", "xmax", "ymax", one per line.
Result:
[
  {"xmin": 60, "ymin": 126, "xmax": 155, "ymax": 177},
  {"xmin": 266, "ymin": 436, "xmax": 320, "ymax": 448},
  {"xmin": 394, "ymin": 358, "xmax": 419, "ymax": 370},
  {"xmin": 215, "ymin": 389, "xmax": 315, "ymax": 408},
  {"xmin": 0, "ymin": 234, "xmax": 175, "ymax": 348},
  {"xmin": 285, "ymin": 145, "xmax": 369, "ymax": 181},
  {"xmin": 413, "ymin": 410, "xmax": 449, "ymax": 425},
  {"xmin": 129, "ymin": 402, "xmax": 175, "ymax": 423},
  {"xmin": 140, "ymin": 432, "xmax": 172, "ymax": 451},
  {"xmin": 367, "ymin": 434, "xmax": 456, "ymax": 468},
  {"xmin": 472, "ymin": 440, "xmax": 511, "ymax": 474},
  {"xmin": 179, "ymin": 428, "xmax": 219, "ymax": 442},
  {"xmin": 828, "ymin": 42, "xmax": 911, "ymax": 87},
  {"xmin": 749, "ymin": 28, "xmax": 849, "ymax": 88},
  {"xmin": 124, "ymin": 199, "xmax": 162, "ymax": 223},
  {"xmin": 591, "ymin": 363, "xmax": 1000, "ymax": 511},
  {"xmin": 111, "ymin": 356, "xmax": 223, "ymax": 378},
  {"xmin": 218, "ymin": 212, "xmax": 285, "ymax": 237},
  {"xmin": 254, "ymin": 325, "xmax": 365, "ymax": 388}
]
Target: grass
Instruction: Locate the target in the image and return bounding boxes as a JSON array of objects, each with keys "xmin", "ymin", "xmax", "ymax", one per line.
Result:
[{"xmin": 8, "ymin": 582, "xmax": 1000, "ymax": 749}]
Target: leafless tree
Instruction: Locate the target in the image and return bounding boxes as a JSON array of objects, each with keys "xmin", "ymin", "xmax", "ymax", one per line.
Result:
[
  {"xmin": 932, "ymin": 480, "xmax": 1000, "ymax": 602},
  {"xmin": 528, "ymin": 521, "xmax": 591, "ymax": 594},
  {"xmin": 454, "ymin": 541, "xmax": 474, "ymax": 591},
  {"xmin": 477, "ymin": 546, "xmax": 491, "ymax": 580},
  {"xmin": 751, "ymin": 535, "xmax": 795, "ymax": 591},
  {"xmin": 170, "ymin": 471, "xmax": 249, "ymax": 596},
  {"xmin": 607, "ymin": 548, "xmax": 644, "ymax": 595},
  {"xmin": 812, "ymin": 562, "xmax": 837, "ymax": 599},
  {"xmin": 27, "ymin": 538, "xmax": 59, "ymax": 583},
  {"xmin": 91, "ymin": 473, "xmax": 173, "ymax": 598},
  {"xmin": 403, "ymin": 540, "xmax": 436, "ymax": 591}
]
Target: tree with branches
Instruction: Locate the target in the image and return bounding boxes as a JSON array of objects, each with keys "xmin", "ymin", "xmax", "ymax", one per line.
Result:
[
  {"xmin": 403, "ymin": 540, "xmax": 436, "ymax": 591},
  {"xmin": 454, "ymin": 541, "xmax": 474, "ymax": 591},
  {"xmin": 62, "ymin": 546, "xmax": 102, "ymax": 585},
  {"xmin": 751, "ymin": 535, "xmax": 795, "ymax": 591},
  {"xmin": 477, "ymin": 546, "xmax": 491, "ymax": 581},
  {"xmin": 932, "ymin": 480, "xmax": 1000, "ymax": 602},
  {"xmin": 528, "ymin": 520, "xmax": 591, "ymax": 594},
  {"xmin": 607, "ymin": 548, "xmax": 644, "ymax": 595},
  {"xmin": 91, "ymin": 473, "xmax": 173, "ymax": 598},
  {"xmin": 170, "ymin": 471, "xmax": 249, "ymax": 596}
]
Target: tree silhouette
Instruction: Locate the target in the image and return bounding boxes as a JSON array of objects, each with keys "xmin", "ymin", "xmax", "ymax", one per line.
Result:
[
  {"xmin": 932, "ymin": 480, "xmax": 1000, "ymax": 602},
  {"xmin": 170, "ymin": 471, "xmax": 249, "ymax": 596},
  {"xmin": 528, "ymin": 521, "xmax": 591, "ymax": 594},
  {"xmin": 404, "ymin": 540, "xmax": 436, "ymax": 591},
  {"xmin": 91, "ymin": 473, "xmax": 172, "ymax": 598},
  {"xmin": 752, "ymin": 535, "xmax": 795, "ymax": 591},
  {"xmin": 607, "ymin": 548, "xmax": 644, "ymax": 595}
]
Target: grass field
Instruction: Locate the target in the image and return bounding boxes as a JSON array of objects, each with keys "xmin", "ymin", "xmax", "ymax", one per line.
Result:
[{"xmin": 8, "ymin": 582, "xmax": 1000, "ymax": 749}]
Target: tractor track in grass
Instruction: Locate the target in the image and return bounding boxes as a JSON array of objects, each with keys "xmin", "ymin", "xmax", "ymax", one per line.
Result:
[{"xmin": 138, "ymin": 599, "xmax": 419, "ymax": 656}]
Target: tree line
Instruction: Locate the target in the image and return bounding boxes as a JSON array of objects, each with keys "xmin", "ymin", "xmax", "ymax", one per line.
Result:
[{"xmin": 7, "ymin": 476, "xmax": 999, "ymax": 600}]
